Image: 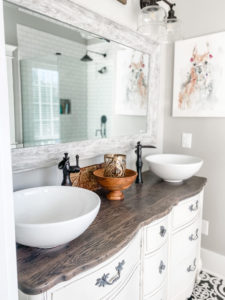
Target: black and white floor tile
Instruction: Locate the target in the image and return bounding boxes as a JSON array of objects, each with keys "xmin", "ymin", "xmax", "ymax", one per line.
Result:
[{"xmin": 190, "ymin": 271, "xmax": 225, "ymax": 299}]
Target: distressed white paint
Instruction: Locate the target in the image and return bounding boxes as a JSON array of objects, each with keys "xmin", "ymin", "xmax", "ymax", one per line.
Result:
[
  {"xmin": 7, "ymin": 0, "xmax": 160, "ymax": 173},
  {"xmin": 0, "ymin": 0, "xmax": 18, "ymax": 299},
  {"xmin": 5, "ymin": 44, "xmax": 17, "ymax": 146}
]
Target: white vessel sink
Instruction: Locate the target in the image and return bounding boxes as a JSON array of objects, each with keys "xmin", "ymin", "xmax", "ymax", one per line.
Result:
[
  {"xmin": 14, "ymin": 186, "xmax": 101, "ymax": 248},
  {"xmin": 145, "ymin": 154, "xmax": 203, "ymax": 183}
]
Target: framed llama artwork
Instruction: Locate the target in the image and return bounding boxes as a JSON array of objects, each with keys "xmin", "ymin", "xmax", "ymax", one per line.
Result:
[
  {"xmin": 115, "ymin": 48, "xmax": 149, "ymax": 116},
  {"xmin": 173, "ymin": 32, "xmax": 225, "ymax": 117}
]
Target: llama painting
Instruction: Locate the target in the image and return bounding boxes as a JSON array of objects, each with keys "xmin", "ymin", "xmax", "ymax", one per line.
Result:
[
  {"xmin": 173, "ymin": 32, "xmax": 225, "ymax": 117},
  {"xmin": 115, "ymin": 48, "xmax": 149, "ymax": 116},
  {"xmin": 178, "ymin": 43, "xmax": 213, "ymax": 110},
  {"xmin": 127, "ymin": 54, "xmax": 148, "ymax": 110}
]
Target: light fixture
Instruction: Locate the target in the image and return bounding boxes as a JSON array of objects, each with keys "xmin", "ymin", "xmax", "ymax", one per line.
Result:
[{"xmin": 138, "ymin": 0, "xmax": 181, "ymax": 43}]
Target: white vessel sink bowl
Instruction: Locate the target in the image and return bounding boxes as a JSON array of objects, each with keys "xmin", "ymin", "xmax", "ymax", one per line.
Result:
[
  {"xmin": 145, "ymin": 154, "xmax": 203, "ymax": 183},
  {"xmin": 14, "ymin": 186, "xmax": 101, "ymax": 248}
]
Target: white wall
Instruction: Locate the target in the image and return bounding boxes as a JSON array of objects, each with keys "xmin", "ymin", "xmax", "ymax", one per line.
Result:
[{"xmin": 163, "ymin": 0, "xmax": 225, "ymax": 256}]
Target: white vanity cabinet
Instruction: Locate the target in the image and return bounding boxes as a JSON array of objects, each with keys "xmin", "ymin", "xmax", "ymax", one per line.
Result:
[
  {"xmin": 142, "ymin": 215, "xmax": 169, "ymax": 298},
  {"xmin": 169, "ymin": 193, "xmax": 203, "ymax": 300},
  {"xmin": 19, "ymin": 191, "xmax": 204, "ymax": 300}
]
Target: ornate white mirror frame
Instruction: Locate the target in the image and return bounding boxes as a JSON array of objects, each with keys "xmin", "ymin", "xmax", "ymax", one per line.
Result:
[{"xmin": 6, "ymin": 0, "xmax": 160, "ymax": 173}]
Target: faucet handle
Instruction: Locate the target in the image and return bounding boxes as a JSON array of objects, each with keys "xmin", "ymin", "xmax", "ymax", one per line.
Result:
[
  {"xmin": 136, "ymin": 141, "xmax": 141, "ymax": 148},
  {"xmin": 142, "ymin": 145, "xmax": 156, "ymax": 149},
  {"xmin": 58, "ymin": 153, "xmax": 70, "ymax": 169},
  {"xmin": 64, "ymin": 153, "xmax": 69, "ymax": 160},
  {"xmin": 136, "ymin": 141, "xmax": 156, "ymax": 149},
  {"xmin": 70, "ymin": 154, "xmax": 80, "ymax": 174},
  {"xmin": 75, "ymin": 154, "xmax": 79, "ymax": 167}
]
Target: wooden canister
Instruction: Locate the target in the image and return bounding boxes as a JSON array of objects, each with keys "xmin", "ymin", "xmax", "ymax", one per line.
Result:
[{"xmin": 104, "ymin": 154, "xmax": 126, "ymax": 177}]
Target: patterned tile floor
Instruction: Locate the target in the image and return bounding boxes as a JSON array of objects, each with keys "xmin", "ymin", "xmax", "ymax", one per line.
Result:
[{"xmin": 189, "ymin": 271, "xmax": 225, "ymax": 299}]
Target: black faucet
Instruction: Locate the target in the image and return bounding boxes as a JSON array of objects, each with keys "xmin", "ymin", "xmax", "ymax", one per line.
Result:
[
  {"xmin": 135, "ymin": 141, "xmax": 156, "ymax": 184},
  {"xmin": 58, "ymin": 153, "xmax": 80, "ymax": 186}
]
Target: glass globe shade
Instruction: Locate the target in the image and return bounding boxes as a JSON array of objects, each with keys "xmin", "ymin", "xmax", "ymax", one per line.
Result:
[
  {"xmin": 165, "ymin": 18, "xmax": 181, "ymax": 43},
  {"xmin": 137, "ymin": 5, "xmax": 167, "ymax": 41}
]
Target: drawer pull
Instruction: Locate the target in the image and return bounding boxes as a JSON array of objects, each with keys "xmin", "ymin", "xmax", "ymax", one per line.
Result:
[
  {"xmin": 95, "ymin": 260, "xmax": 125, "ymax": 287},
  {"xmin": 187, "ymin": 258, "xmax": 196, "ymax": 272},
  {"xmin": 159, "ymin": 260, "xmax": 166, "ymax": 274},
  {"xmin": 189, "ymin": 229, "xmax": 199, "ymax": 241},
  {"xmin": 189, "ymin": 200, "xmax": 199, "ymax": 212},
  {"xmin": 160, "ymin": 226, "xmax": 167, "ymax": 237}
]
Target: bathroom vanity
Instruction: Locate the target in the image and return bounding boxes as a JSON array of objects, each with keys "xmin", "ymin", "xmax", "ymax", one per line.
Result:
[
  {"xmin": 2, "ymin": 1, "xmax": 206, "ymax": 299},
  {"xmin": 17, "ymin": 172, "xmax": 206, "ymax": 300}
]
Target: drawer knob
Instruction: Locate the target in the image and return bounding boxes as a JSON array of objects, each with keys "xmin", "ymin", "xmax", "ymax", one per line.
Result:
[
  {"xmin": 187, "ymin": 258, "xmax": 196, "ymax": 272},
  {"xmin": 95, "ymin": 260, "xmax": 125, "ymax": 287},
  {"xmin": 159, "ymin": 260, "xmax": 166, "ymax": 274},
  {"xmin": 189, "ymin": 229, "xmax": 199, "ymax": 241},
  {"xmin": 189, "ymin": 200, "xmax": 199, "ymax": 212},
  {"xmin": 160, "ymin": 226, "xmax": 167, "ymax": 237}
]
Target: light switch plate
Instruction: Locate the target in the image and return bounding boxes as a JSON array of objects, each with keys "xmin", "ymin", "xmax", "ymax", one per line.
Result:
[
  {"xmin": 182, "ymin": 133, "xmax": 192, "ymax": 148},
  {"xmin": 202, "ymin": 220, "xmax": 209, "ymax": 236}
]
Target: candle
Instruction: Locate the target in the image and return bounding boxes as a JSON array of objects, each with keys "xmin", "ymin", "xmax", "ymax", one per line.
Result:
[{"xmin": 104, "ymin": 154, "xmax": 126, "ymax": 178}]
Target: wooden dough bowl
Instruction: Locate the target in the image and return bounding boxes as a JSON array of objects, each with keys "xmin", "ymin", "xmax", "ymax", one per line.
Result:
[{"xmin": 93, "ymin": 168, "xmax": 137, "ymax": 200}]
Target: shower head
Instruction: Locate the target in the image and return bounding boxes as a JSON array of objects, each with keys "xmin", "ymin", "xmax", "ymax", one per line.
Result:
[
  {"xmin": 80, "ymin": 52, "xmax": 93, "ymax": 62},
  {"xmin": 98, "ymin": 66, "xmax": 107, "ymax": 74},
  {"xmin": 81, "ymin": 50, "xmax": 107, "ymax": 62}
]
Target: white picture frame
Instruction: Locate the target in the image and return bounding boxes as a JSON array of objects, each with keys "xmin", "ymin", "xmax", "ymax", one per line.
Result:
[{"xmin": 173, "ymin": 31, "xmax": 225, "ymax": 117}]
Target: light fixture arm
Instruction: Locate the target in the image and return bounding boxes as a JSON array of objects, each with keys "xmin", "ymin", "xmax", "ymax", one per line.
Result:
[
  {"xmin": 161, "ymin": 0, "xmax": 175, "ymax": 8},
  {"xmin": 162, "ymin": 0, "xmax": 177, "ymax": 19}
]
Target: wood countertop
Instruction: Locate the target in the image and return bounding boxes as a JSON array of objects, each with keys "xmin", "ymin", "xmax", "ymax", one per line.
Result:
[{"xmin": 17, "ymin": 172, "xmax": 207, "ymax": 295}]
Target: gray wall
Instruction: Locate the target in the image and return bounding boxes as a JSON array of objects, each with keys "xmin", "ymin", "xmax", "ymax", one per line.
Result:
[{"xmin": 163, "ymin": 0, "xmax": 225, "ymax": 256}]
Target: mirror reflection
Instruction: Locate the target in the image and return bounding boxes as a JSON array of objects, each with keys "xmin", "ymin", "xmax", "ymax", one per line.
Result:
[{"xmin": 4, "ymin": 2, "xmax": 149, "ymax": 148}]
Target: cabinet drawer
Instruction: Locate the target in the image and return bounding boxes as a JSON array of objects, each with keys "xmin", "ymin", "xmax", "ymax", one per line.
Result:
[
  {"xmin": 170, "ymin": 251, "xmax": 198, "ymax": 299},
  {"xmin": 172, "ymin": 194, "xmax": 200, "ymax": 230},
  {"xmin": 144, "ymin": 216, "xmax": 169, "ymax": 254},
  {"xmin": 171, "ymin": 216, "xmax": 200, "ymax": 263},
  {"xmin": 144, "ymin": 284, "xmax": 167, "ymax": 300},
  {"xmin": 106, "ymin": 265, "xmax": 140, "ymax": 300},
  {"xmin": 51, "ymin": 233, "xmax": 140, "ymax": 300},
  {"xmin": 143, "ymin": 242, "xmax": 168, "ymax": 296}
]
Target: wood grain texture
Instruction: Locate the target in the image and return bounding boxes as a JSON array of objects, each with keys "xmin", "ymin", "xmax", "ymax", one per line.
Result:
[
  {"xmin": 94, "ymin": 168, "xmax": 137, "ymax": 200},
  {"xmin": 70, "ymin": 163, "xmax": 104, "ymax": 191},
  {"xmin": 17, "ymin": 172, "xmax": 207, "ymax": 295}
]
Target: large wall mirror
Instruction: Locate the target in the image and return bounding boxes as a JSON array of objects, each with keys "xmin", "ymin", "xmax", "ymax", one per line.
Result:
[{"xmin": 4, "ymin": 1, "xmax": 150, "ymax": 149}]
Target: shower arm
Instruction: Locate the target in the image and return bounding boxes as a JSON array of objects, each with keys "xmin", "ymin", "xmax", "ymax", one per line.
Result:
[{"xmin": 87, "ymin": 50, "xmax": 107, "ymax": 58}]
